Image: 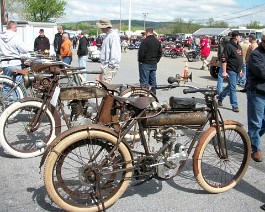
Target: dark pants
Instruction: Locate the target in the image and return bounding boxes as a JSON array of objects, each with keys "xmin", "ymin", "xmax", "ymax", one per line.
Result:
[{"xmin": 139, "ymin": 63, "xmax": 157, "ymax": 95}]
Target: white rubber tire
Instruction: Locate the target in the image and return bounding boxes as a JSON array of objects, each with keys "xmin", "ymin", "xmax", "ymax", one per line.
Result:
[
  {"xmin": 0, "ymin": 101, "xmax": 56, "ymax": 158},
  {"xmin": 44, "ymin": 129, "xmax": 132, "ymax": 211},
  {"xmin": 0, "ymin": 77, "xmax": 24, "ymax": 114}
]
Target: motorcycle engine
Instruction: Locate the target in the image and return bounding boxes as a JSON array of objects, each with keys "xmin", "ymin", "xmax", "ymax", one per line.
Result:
[
  {"xmin": 69, "ymin": 99, "xmax": 94, "ymax": 127},
  {"xmin": 155, "ymin": 129, "xmax": 188, "ymax": 179}
]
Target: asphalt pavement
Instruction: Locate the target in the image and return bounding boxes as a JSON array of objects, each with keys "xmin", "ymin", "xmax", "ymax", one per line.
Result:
[{"xmin": 0, "ymin": 48, "xmax": 264, "ymax": 212}]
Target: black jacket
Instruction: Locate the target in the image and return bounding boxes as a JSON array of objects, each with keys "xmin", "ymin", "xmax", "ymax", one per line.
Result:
[
  {"xmin": 138, "ymin": 35, "xmax": 162, "ymax": 64},
  {"xmin": 247, "ymin": 44, "xmax": 265, "ymax": 91},
  {"xmin": 221, "ymin": 40, "xmax": 243, "ymax": 73},
  {"xmin": 53, "ymin": 33, "xmax": 63, "ymax": 54},
  {"xmin": 77, "ymin": 36, "xmax": 88, "ymax": 57},
  {"xmin": 34, "ymin": 35, "xmax": 50, "ymax": 51}
]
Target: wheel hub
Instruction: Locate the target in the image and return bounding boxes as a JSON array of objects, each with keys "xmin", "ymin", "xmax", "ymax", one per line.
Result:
[{"xmin": 79, "ymin": 163, "xmax": 98, "ymax": 187}]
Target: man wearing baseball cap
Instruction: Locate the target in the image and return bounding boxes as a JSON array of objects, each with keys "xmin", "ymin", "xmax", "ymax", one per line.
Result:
[
  {"xmin": 217, "ymin": 30, "xmax": 243, "ymax": 112},
  {"xmin": 96, "ymin": 18, "xmax": 121, "ymax": 84}
]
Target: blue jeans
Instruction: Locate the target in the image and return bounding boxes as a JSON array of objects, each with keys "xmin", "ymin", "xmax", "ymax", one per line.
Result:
[
  {"xmin": 218, "ymin": 70, "xmax": 239, "ymax": 108},
  {"xmin": 139, "ymin": 63, "xmax": 157, "ymax": 95},
  {"xmin": 247, "ymin": 91, "xmax": 265, "ymax": 152},
  {"xmin": 238, "ymin": 63, "xmax": 246, "ymax": 85},
  {"xmin": 78, "ymin": 55, "xmax": 88, "ymax": 81},
  {"xmin": 216, "ymin": 66, "xmax": 223, "ymax": 94},
  {"xmin": 62, "ymin": 56, "xmax": 72, "ymax": 65},
  {"xmin": 3, "ymin": 65, "xmax": 23, "ymax": 105}
]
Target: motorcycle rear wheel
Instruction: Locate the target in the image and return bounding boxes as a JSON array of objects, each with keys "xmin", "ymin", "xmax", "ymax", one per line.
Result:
[{"xmin": 44, "ymin": 129, "xmax": 133, "ymax": 211}]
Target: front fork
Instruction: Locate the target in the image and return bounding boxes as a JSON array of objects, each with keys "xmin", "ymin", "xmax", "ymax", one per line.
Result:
[{"xmin": 212, "ymin": 101, "xmax": 228, "ymax": 159}]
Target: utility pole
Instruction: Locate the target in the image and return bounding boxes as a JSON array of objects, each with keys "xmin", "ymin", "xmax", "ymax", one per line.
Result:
[
  {"xmin": 143, "ymin": 12, "xmax": 148, "ymax": 30},
  {"xmin": 119, "ymin": 0, "xmax": 121, "ymax": 32},
  {"xmin": 0, "ymin": 0, "xmax": 4, "ymax": 32},
  {"xmin": 128, "ymin": 0, "xmax": 131, "ymax": 34}
]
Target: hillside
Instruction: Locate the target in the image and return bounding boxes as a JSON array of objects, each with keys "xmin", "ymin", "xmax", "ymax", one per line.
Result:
[{"xmin": 61, "ymin": 19, "xmax": 192, "ymax": 35}]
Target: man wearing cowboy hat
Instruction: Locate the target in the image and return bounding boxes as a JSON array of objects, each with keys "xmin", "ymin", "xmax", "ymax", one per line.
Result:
[{"xmin": 96, "ymin": 18, "xmax": 121, "ymax": 84}]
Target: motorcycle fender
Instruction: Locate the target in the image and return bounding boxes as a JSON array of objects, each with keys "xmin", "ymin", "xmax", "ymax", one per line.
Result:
[
  {"xmin": 39, "ymin": 124, "xmax": 133, "ymax": 168},
  {"xmin": 213, "ymin": 120, "xmax": 243, "ymax": 127},
  {"xmin": 19, "ymin": 97, "xmax": 61, "ymax": 136}
]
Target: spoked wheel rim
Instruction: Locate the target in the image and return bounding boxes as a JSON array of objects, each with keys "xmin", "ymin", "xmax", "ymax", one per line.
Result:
[
  {"xmin": 3, "ymin": 104, "xmax": 53, "ymax": 153},
  {"xmin": 193, "ymin": 125, "xmax": 250, "ymax": 193},
  {"xmin": 52, "ymin": 138, "xmax": 131, "ymax": 207}
]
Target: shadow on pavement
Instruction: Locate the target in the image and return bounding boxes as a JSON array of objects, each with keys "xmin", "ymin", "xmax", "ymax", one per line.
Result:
[{"xmin": 27, "ymin": 186, "xmax": 64, "ymax": 212}]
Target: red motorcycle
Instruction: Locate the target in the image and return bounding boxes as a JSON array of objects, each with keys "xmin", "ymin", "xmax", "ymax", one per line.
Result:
[{"xmin": 170, "ymin": 43, "xmax": 185, "ymax": 58}]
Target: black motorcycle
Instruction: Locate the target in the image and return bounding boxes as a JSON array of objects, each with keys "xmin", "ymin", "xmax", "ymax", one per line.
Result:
[{"xmin": 184, "ymin": 47, "xmax": 201, "ymax": 62}]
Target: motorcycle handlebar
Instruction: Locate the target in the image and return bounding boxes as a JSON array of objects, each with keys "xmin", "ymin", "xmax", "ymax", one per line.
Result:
[
  {"xmin": 63, "ymin": 69, "xmax": 103, "ymax": 75},
  {"xmin": 183, "ymin": 88, "xmax": 217, "ymax": 94}
]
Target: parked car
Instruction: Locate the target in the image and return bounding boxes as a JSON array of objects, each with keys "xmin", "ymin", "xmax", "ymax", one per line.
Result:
[
  {"xmin": 87, "ymin": 46, "xmax": 100, "ymax": 62},
  {"xmin": 128, "ymin": 42, "xmax": 140, "ymax": 50}
]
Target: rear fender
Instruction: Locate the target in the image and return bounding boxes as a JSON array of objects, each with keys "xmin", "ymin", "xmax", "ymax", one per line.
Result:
[{"xmin": 39, "ymin": 124, "xmax": 133, "ymax": 168}]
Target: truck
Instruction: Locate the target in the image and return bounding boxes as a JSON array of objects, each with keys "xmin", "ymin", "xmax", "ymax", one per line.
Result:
[{"xmin": 231, "ymin": 27, "xmax": 263, "ymax": 42}]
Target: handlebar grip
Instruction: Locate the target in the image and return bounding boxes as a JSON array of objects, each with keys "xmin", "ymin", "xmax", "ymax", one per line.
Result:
[
  {"xmin": 183, "ymin": 88, "xmax": 198, "ymax": 94},
  {"xmin": 84, "ymin": 70, "xmax": 103, "ymax": 74},
  {"xmin": 156, "ymin": 84, "xmax": 180, "ymax": 89}
]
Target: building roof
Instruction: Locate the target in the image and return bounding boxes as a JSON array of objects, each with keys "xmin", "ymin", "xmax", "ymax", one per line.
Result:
[{"xmin": 193, "ymin": 28, "xmax": 231, "ymax": 36}]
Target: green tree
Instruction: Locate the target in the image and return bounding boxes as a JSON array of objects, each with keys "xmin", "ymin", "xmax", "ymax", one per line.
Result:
[
  {"xmin": 208, "ymin": 18, "xmax": 214, "ymax": 27},
  {"xmin": 20, "ymin": 0, "xmax": 67, "ymax": 22},
  {"xmin": 213, "ymin": 21, "xmax": 229, "ymax": 28},
  {"xmin": 246, "ymin": 21, "xmax": 262, "ymax": 29}
]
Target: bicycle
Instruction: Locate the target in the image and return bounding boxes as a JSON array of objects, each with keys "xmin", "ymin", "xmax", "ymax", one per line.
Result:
[{"xmin": 41, "ymin": 81, "xmax": 251, "ymax": 211}]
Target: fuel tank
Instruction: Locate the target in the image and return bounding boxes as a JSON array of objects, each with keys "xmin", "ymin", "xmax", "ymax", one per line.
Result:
[{"xmin": 145, "ymin": 111, "xmax": 206, "ymax": 126}]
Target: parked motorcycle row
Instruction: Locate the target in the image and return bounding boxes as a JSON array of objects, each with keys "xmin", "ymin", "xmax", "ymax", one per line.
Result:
[{"xmin": 161, "ymin": 41, "xmax": 201, "ymax": 62}]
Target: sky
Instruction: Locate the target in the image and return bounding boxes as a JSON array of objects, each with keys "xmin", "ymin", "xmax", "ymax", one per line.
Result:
[{"xmin": 59, "ymin": 0, "xmax": 265, "ymax": 27}]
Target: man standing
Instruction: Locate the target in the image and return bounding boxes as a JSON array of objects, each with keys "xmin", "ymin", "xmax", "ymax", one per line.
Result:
[
  {"xmin": 54, "ymin": 25, "xmax": 64, "ymax": 60},
  {"xmin": 138, "ymin": 31, "xmax": 146, "ymax": 75},
  {"xmin": 77, "ymin": 32, "xmax": 88, "ymax": 81},
  {"xmin": 237, "ymin": 36, "xmax": 249, "ymax": 87},
  {"xmin": 199, "ymin": 35, "xmax": 211, "ymax": 70},
  {"xmin": 217, "ymin": 30, "xmax": 243, "ymax": 112},
  {"xmin": 34, "ymin": 29, "xmax": 50, "ymax": 53},
  {"xmin": 0, "ymin": 20, "xmax": 29, "ymax": 105},
  {"xmin": 60, "ymin": 33, "xmax": 73, "ymax": 65},
  {"xmin": 247, "ymin": 30, "xmax": 265, "ymax": 162},
  {"xmin": 216, "ymin": 36, "xmax": 230, "ymax": 94},
  {"xmin": 138, "ymin": 27, "xmax": 162, "ymax": 95},
  {"xmin": 240, "ymin": 34, "xmax": 259, "ymax": 93},
  {"xmin": 96, "ymin": 18, "xmax": 121, "ymax": 84}
]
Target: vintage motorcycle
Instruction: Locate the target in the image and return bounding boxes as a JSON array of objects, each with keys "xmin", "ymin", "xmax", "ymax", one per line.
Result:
[{"xmin": 40, "ymin": 75, "xmax": 251, "ymax": 212}]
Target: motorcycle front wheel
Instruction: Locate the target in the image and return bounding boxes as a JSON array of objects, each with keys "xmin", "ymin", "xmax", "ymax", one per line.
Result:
[
  {"xmin": 170, "ymin": 50, "xmax": 177, "ymax": 58},
  {"xmin": 193, "ymin": 124, "xmax": 251, "ymax": 193}
]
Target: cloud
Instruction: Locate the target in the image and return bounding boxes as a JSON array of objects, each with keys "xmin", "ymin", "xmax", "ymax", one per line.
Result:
[{"xmin": 59, "ymin": 0, "xmax": 265, "ymax": 26}]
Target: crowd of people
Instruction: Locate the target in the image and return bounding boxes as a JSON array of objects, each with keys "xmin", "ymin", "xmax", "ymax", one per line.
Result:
[{"xmin": 0, "ymin": 19, "xmax": 265, "ymax": 210}]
